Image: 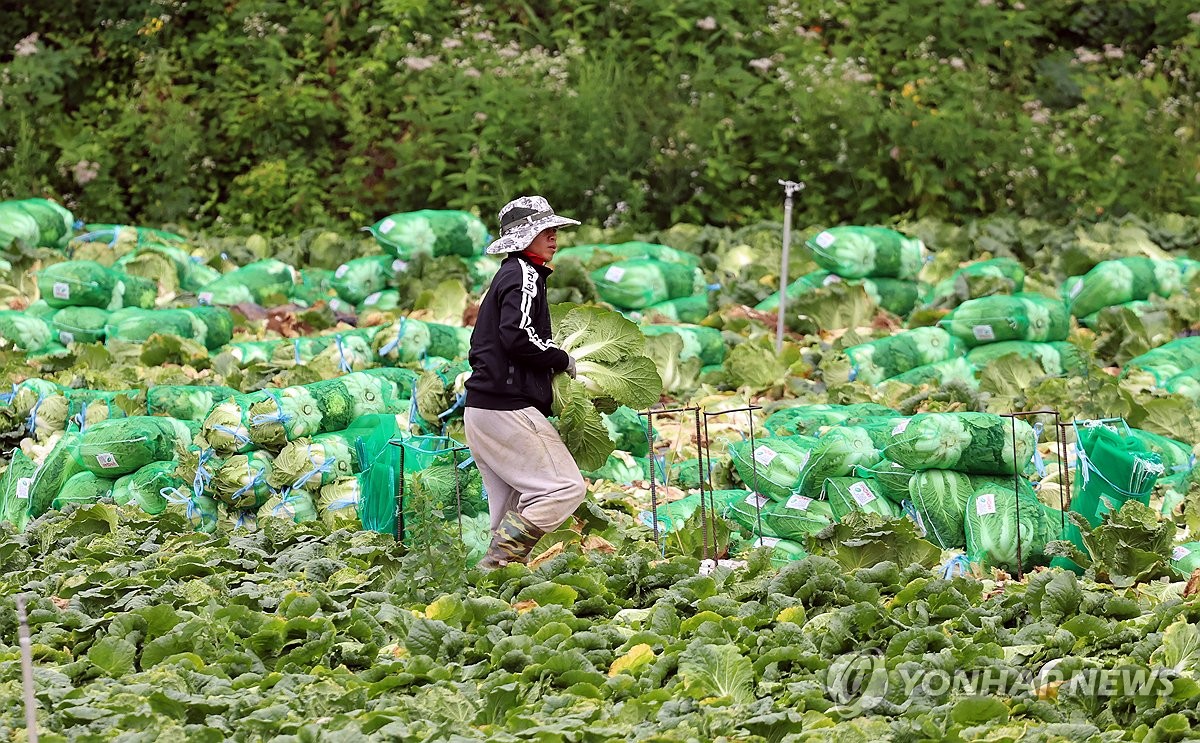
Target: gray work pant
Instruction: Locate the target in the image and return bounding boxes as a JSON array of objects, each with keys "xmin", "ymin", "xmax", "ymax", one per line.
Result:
[{"xmin": 463, "ymin": 406, "xmax": 587, "ymax": 533}]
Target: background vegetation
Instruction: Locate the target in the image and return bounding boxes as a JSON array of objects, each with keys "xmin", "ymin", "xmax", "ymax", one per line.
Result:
[{"xmin": 1, "ymin": 0, "xmax": 1198, "ymax": 235}]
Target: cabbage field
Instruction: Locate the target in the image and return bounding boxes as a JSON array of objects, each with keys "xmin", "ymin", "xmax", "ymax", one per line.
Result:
[{"xmin": 4, "ymin": 199, "xmax": 1200, "ymax": 741}]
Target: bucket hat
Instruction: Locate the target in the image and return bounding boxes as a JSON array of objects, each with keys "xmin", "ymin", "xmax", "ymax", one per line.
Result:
[{"xmin": 484, "ymin": 196, "xmax": 580, "ymax": 255}]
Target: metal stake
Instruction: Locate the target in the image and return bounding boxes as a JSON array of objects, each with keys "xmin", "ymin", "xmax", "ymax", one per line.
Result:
[
  {"xmin": 16, "ymin": 594, "xmax": 38, "ymax": 743},
  {"xmin": 775, "ymin": 179, "xmax": 805, "ymax": 353},
  {"xmin": 693, "ymin": 408, "xmax": 710, "ymax": 562},
  {"xmin": 644, "ymin": 410, "xmax": 660, "ymax": 549}
]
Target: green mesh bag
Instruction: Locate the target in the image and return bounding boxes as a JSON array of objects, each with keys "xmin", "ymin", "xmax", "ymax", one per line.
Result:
[
  {"xmin": 291, "ymin": 267, "xmax": 336, "ymax": 306},
  {"xmin": 1124, "ymin": 338, "xmax": 1200, "ymax": 387},
  {"xmin": 372, "ymin": 317, "xmax": 433, "ymax": 363},
  {"xmin": 603, "ymin": 405, "xmax": 653, "ymax": 457},
  {"xmin": 424, "ymin": 321, "xmax": 471, "ymax": 361},
  {"xmin": 105, "ymin": 308, "xmax": 197, "ymax": 344},
  {"xmin": 1063, "ymin": 256, "xmax": 1183, "ymax": 318},
  {"xmin": 854, "ymin": 459, "xmax": 914, "ymax": 505},
  {"xmin": 844, "ymin": 327, "xmax": 962, "ymax": 385},
  {"xmin": 964, "ymin": 480, "xmax": 1053, "ymax": 571},
  {"xmin": 755, "ymin": 271, "xmax": 841, "ymax": 312},
  {"xmin": 75, "ymin": 416, "xmax": 196, "ymax": 477},
  {"xmin": 762, "ymin": 403, "xmax": 898, "ymax": 437},
  {"xmin": 331, "ymin": 255, "xmax": 398, "ymax": 304},
  {"xmin": 0, "ymin": 450, "xmax": 38, "ymax": 530},
  {"xmin": 931, "ymin": 257, "xmax": 1025, "ymax": 306},
  {"xmin": 0, "ymin": 311, "xmax": 54, "ymax": 352},
  {"xmin": 941, "ymin": 293, "xmax": 1070, "ymax": 347},
  {"xmin": 805, "ymin": 226, "xmax": 924, "ymax": 279},
  {"xmin": 359, "ymin": 290, "xmax": 402, "ymax": 313},
  {"xmin": 146, "ymin": 385, "xmax": 237, "ymax": 421},
  {"xmin": 824, "ymin": 477, "xmax": 897, "ymax": 521},
  {"xmin": 640, "ymin": 324, "xmax": 725, "ymax": 366},
  {"xmin": 38, "ymin": 261, "xmax": 156, "ymax": 310},
  {"xmin": 52, "ymin": 471, "xmax": 116, "ymax": 510},
  {"xmin": 966, "ymin": 341, "xmax": 1085, "ymax": 377},
  {"xmin": 111, "ymin": 461, "xmax": 179, "ymax": 515},
  {"xmin": 15, "ymin": 199, "xmax": 73, "ymax": 249},
  {"xmin": 904, "ymin": 470, "xmax": 973, "ymax": 549},
  {"xmin": 591, "ymin": 259, "xmax": 706, "ymax": 310},
  {"xmin": 198, "ymin": 259, "xmax": 298, "ymax": 306},
  {"xmin": 785, "ymin": 423, "xmax": 895, "ymax": 497},
  {"xmin": 883, "ymin": 357, "xmax": 979, "ymax": 388},
  {"xmin": 555, "ymin": 241, "xmax": 702, "ymax": 269},
  {"xmin": 728, "ymin": 435, "xmax": 819, "ymax": 502},
  {"xmin": 366, "ymin": 210, "xmax": 488, "ymax": 258},
  {"xmin": 582, "ymin": 451, "xmax": 649, "ymax": 484},
  {"xmin": 270, "ymin": 431, "xmax": 359, "ymax": 492},
  {"xmin": 0, "ymin": 201, "xmax": 43, "ymax": 252},
  {"xmin": 882, "ymin": 412, "xmax": 1035, "ymax": 475},
  {"xmin": 26, "ymin": 432, "xmax": 84, "ymax": 518},
  {"xmin": 1170, "ymin": 541, "xmax": 1200, "ymax": 578},
  {"xmin": 636, "ymin": 295, "xmax": 711, "ymax": 324},
  {"xmin": 51, "ymin": 306, "xmax": 109, "ymax": 345},
  {"xmin": 758, "ymin": 273, "xmax": 930, "ymax": 316},
  {"xmin": 725, "ymin": 490, "xmax": 835, "ymax": 540}
]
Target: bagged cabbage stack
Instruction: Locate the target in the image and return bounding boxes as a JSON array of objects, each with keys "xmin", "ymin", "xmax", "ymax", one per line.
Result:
[
  {"xmin": 555, "ymin": 241, "xmax": 701, "ymax": 269},
  {"xmin": 843, "ymin": 327, "xmax": 962, "ymax": 385},
  {"xmin": 0, "ymin": 198, "xmax": 73, "ymax": 251},
  {"xmin": 590, "ymin": 259, "xmax": 706, "ymax": 310},
  {"xmin": 964, "ymin": 479, "xmax": 1057, "ymax": 571},
  {"xmin": 804, "ymin": 226, "xmax": 924, "ymax": 279},
  {"xmin": 51, "ymin": 306, "xmax": 110, "ymax": 345},
  {"xmin": 726, "ymin": 490, "xmax": 835, "ymax": 540},
  {"xmin": 940, "ymin": 293, "xmax": 1069, "ymax": 347},
  {"xmin": 823, "ymin": 477, "xmax": 897, "ymax": 520},
  {"xmin": 104, "ymin": 306, "xmax": 233, "ymax": 349},
  {"xmin": 904, "ymin": 469, "xmax": 974, "ymax": 549},
  {"xmin": 318, "ymin": 477, "xmax": 364, "ymax": 530},
  {"xmin": 366, "ymin": 210, "xmax": 488, "ymax": 258},
  {"xmin": 372, "ymin": 317, "xmax": 434, "ymax": 363},
  {"xmin": 965, "ymin": 341, "xmax": 1085, "ymax": 377},
  {"xmin": 38, "ymin": 260, "xmax": 157, "ymax": 310},
  {"xmin": 640, "ymin": 324, "xmax": 726, "ymax": 366},
  {"xmin": 1122, "ymin": 337, "xmax": 1200, "ymax": 386},
  {"xmin": 728, "ymin": 435, "xmax": 818, "ymax": 501},
  {"xmin": 1062, "ymin": 256, "xmax": 1184, "ymax": 318},
  {"xmin": 756, "ymin": 271, "xmax": 924, "ymax": 316},
  {"xmin": 882, "ymin": 357, "xmax": 979, "ymax": 389},
  {"xmin": 882, "ymin": 412, "xmax": 1035, "ymax": 475},
  {"xmin": 197, "ymin": 259, "xmax": 298, "ymax": 306},
  {"xmin": 270, "ymin": 432, "xmax": 359, "ymax": 492},
  {"xmin": 549, "ymin": 304, "xmax": 664, "ymax": 471},
  {"xmin": 201, "ymin": 369, "xmax": 413, "ymax": 453},
  {"xmin": 53, "ymin": 471, "xmax": 116, "ymax": 510}
]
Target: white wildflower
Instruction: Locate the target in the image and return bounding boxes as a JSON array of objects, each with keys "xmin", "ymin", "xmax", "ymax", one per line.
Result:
[{"xmin": 14, "ymin": 33, "xmax": 39, "ymax": 57}]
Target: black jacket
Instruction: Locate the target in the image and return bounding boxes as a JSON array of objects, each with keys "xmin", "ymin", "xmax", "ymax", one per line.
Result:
[{"xmin": 465, "ymin": 254, "xmax": 570, "ymax": 416}]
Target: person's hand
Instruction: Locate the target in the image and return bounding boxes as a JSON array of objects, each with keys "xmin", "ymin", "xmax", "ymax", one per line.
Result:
[{"xmin": 565, "ymin": 355, "xmax": 577, "ymax": 379}]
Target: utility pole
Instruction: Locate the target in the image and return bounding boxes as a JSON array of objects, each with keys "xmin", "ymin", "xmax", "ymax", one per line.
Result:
[{"xmin": 776, "ymin": 179, "xmax": 805, "ymax": 353}]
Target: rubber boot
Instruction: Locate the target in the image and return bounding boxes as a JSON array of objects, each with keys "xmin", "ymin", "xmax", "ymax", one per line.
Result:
[{"xmin": 477, "ymin": 511, "xmax": 545, "ymax": 570}]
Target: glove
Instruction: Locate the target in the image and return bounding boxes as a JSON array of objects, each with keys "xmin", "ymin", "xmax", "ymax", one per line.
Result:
[{"xmin": 565, "ymin": 355, "xmax": 577, "ymax": 379}]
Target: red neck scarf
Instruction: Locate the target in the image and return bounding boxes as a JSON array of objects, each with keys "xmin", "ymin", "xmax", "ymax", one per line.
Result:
[{"xmin": 521, "ymin": 249, "xmax": 548, "ymax": 267}]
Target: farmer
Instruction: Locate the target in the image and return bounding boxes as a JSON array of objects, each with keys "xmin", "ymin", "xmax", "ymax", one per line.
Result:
[{"xmin": 464, "ymin": 196, "xmax": 587, "ymax": 569}]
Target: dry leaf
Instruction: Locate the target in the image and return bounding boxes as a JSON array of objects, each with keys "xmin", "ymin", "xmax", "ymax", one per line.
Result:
[
  {"xmin": 529, "ymin": 541, "xmax": 565, "ymax": 569},
  {"xmin": 1184, "ymin": 568, "xmax": 1200, "ymax": 598},
  {"xmin": 50, "ymin": 596, "xmax": 70, "ymax": 610},
  {"xmin": 512, "ymin": 600, "xmax": 539, "ymax": 613},
  {"xmin": 581, "ymin": 535, "xmax": 616, "ymax": 554}
]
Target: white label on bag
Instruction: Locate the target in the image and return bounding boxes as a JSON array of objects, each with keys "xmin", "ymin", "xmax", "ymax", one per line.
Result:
[
  {"xmin": 892, "ymin": 419, "xmax": 910, "ymax": 435},
  {"xmin": 753, "ymin": 445, "xmax": 778, "ymax": 466},
  {"xmin": 96, "ymin": 452, "xmax": 119, "ymax": 469},
  {"xmin": 604, "ymin": 266, "xmax": 626, "ymax": 282},
  {"xmin": 972, "ymin": 324, "xmax": 996, "ymax": 341},
  {"xmin": 744, "ymin": 493, "xmax": 769, "ymax": 509},
  {"xmin": 976, "ymin": 492, "xmax": 997, "ymax": 515},
  {"xmin": 1070, "ymin": 281, "xmax": 1084, "ymax": 299},
  {"xmin": 379, "ymin": 218, "xmax": 396, "ymax": 233},
  {"xmin": 59, "ymin": 332, "xmax": 74, "ymax": 345},
  {"xmin": 52, "ymin": 282, "xmax": 70, "ymax": 299},
  {"xmin": 335, "ymin": 265, "xmax": 350, "ymax": 278},
  {"xmin": 849, "ymin": 481, "xmax": 876, "ymax": 506},
  {"xmin": 198, "ymin": 292, "xmax": 213, "ymax": 305},
  {"xmin": 364, "ymin": 293, "xmax": 381, "ymax": 306},
  {"xmin": 392, "ymin": 259, "xmax": 407, "ymax": 272},
  {"xmin": 15, "ymin": 477, "xmax": 32, "ymax": 500},
  {"xmin": 756, "ymin": 537, "xmax": 781, "ymax": 548},
  {"xmin": 786, "ymin": 494, "xmax": 812, "ymax": 511},
  {"xmin": 1174, "ymin": 546, "xmax": 1190, "ymax": 561},
  {"xmin": 815, "ymin": 231, "xmax": 836, "ymax": 248},
  {"xmin": 822, "ymin": 274, "xmax": 842, "ymax": 286}
]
